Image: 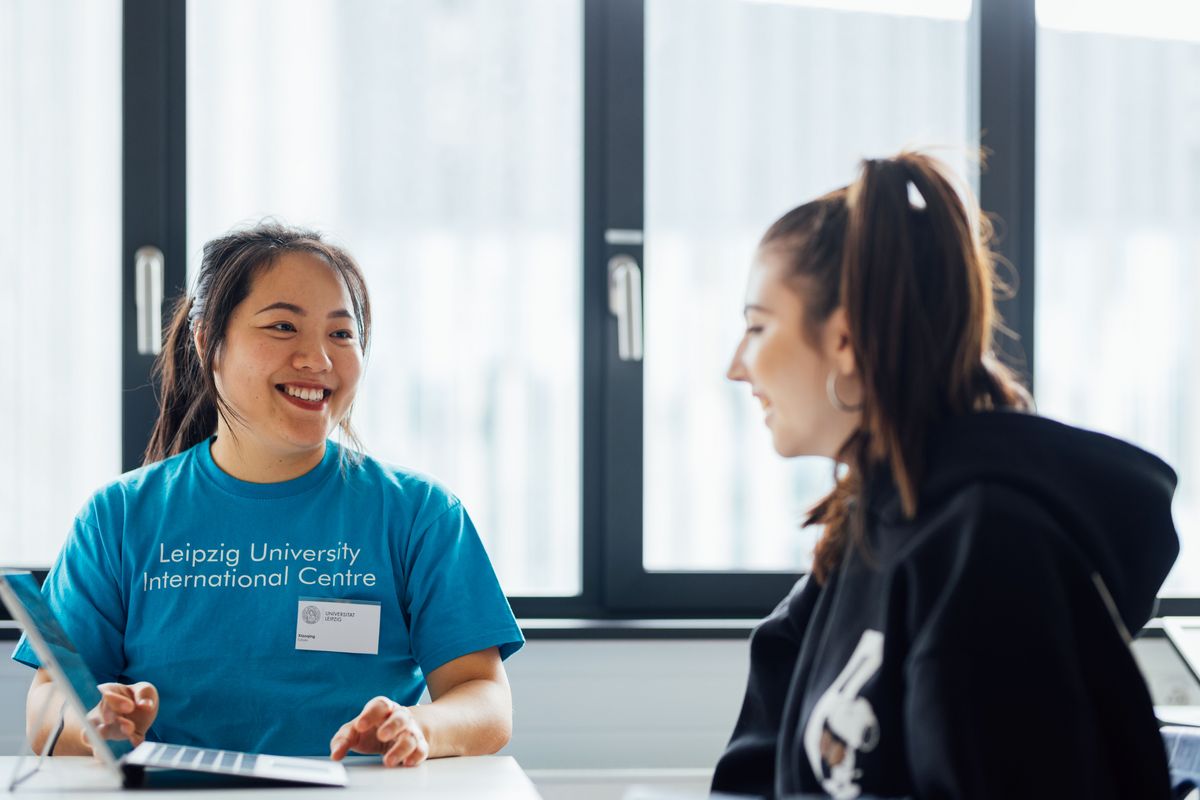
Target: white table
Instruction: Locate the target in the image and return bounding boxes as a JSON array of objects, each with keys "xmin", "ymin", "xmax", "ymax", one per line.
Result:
[{"xmin": 0, "ymin": 755, "xmax": 542, "ymax": 799}]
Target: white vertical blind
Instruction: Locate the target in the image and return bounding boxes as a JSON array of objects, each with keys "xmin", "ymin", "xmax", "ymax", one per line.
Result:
[
  {"xmin": 1036, "ymin": 6, "xmax": 1200, "ymax": 593},
  {"xmin": 1, "ymin": 0, "xmax": 122, "ymax": 566}
]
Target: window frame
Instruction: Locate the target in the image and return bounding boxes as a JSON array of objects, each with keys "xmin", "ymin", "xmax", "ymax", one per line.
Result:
[
  {"xmin": 591, "ymin": 0, "xmax": 1041, "ymax": 618},
  {"xmin": 122, "ymin": 0, "xmax": 188, "ymax": 471},
  {"xmin": 23, "ymin": 0, "xmax": 1161, "ymax": 624}
]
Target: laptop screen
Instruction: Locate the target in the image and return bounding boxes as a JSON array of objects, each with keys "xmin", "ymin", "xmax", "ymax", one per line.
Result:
[
  {"xmin": 1164, "ymin": 619, "xmax": 1200, "ymax": 681},
  {"xmin": 0, "ymin": 570, "xmax": 132, "ymax": 759}
]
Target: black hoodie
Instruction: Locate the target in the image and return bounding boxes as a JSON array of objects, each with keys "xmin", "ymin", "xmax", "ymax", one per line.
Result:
[{"xmin": 711, "ymin": 411, "xmax": 1179, "ymax": 799}]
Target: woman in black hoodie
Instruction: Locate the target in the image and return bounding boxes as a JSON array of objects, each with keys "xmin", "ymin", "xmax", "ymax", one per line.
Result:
[{"xmin": 713, "ymin": 152, "xmax": 1179, "ymax": 799}]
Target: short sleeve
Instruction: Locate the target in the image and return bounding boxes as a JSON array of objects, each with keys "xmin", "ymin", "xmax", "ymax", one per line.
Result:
[
  {"xmin": 401, "ymin": 499, "xmax": 524, "ymax": 675},
  {"xmin": 10, "ymin": 510, "xmax": 127, "ymax": 685}
]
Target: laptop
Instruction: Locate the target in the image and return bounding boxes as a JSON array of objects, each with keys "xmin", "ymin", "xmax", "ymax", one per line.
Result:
[
  {"xmin": 0, "ymin": 570, "xmax": 347, "ymax": 788},
  {"xmin": 1163, "ymin": 617, "xmax": 1200, "ymax": 685}
]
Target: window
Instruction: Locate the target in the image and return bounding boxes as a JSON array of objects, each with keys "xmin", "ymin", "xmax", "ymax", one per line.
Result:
[
  {"xmin": 643, "ymin": 0, "xmax": 976, "ymax": 574},
  {"xmin": 1035, "ymin": 0, "xmax": 1200, "ymax": 595},
  {"xmin": 2, "ymin": 0, "xmax": 122, "ymax": 566},
  {"xmin": 9, "ymin": 0, "xmax": 1195, "ymax": 620},
  {"xmin": 187, "ymin": 0, "xmax": 583, "ymax": 597}
]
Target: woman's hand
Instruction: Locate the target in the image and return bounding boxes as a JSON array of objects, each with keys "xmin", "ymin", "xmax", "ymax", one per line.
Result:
[
  {"xmin": 329, "ymin": 697, "xmax": 429, "ymax": 768},
  {"xmin": 85, "ymin": 682, "xmax": 158, "ymax": 748}
]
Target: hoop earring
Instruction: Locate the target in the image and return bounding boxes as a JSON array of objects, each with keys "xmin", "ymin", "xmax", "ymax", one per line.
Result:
[{"xmin": 826, "ymin": 370, "xmax": 863, "ymax": 413}]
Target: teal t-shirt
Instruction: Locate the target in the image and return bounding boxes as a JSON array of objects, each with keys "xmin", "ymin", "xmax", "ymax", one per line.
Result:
[{"xmin": 12, "ymin": 438, "xmax": 524, "ymax": 756}]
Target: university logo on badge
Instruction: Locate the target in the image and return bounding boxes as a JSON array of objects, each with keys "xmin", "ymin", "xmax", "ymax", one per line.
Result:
[{"xmin": 302, "ymin": 605, "xmax": 322, "ymax": 625}]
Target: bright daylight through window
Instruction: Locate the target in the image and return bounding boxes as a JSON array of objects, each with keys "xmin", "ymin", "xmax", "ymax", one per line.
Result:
[
  {"xmin": 187, "ymin": 0, "xmax": 583, "ymax": 597},
  {"xmin": 1035, "ymin": 0, "xmax": 1200, "ymax": 594},
  {"xmin": 644, "ymin": 0, "xmax": 975, "ymax": 572}
]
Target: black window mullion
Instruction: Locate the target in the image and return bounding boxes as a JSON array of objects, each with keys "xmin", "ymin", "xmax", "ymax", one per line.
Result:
[
  {"xmin": 597, "ymin": 0, "xmax": 647, "ymax": 615},
  {"xmin": 508, "ymin": 0, "xmax": 616, "ymax": 619},
  {"xmin": 977, "ymin": 0, "xmax": 1037, "ymax": 394},
  {"xmin": 122, "ymin": 0, "xmax": 187, "ymax": 472},
  {"xmin": 597, "ymin": 0, "xmax": 799, "ymax": 618}
]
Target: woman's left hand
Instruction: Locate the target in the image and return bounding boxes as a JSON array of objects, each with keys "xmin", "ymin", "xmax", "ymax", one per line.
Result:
[{"xmin": 329, "ymin": 696, "xmax": 429, "ymax": 767}]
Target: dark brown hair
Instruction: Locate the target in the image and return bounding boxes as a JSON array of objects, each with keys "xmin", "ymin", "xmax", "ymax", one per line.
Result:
[
  {"xmin": 144, "ymin": 222, "xmax": 372, "ymax": 465},
  {"xmin": 759, "ymin": 152, "xmax": 1031, "ymax": 583}
]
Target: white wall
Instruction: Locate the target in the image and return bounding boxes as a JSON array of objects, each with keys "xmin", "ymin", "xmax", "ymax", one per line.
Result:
[
  {"xmin": 1, "ymin": 635, "xmax": 1193, "ymax": 799},
  {"xmin": 501, "ymin": 639, "xmax": 748, "ymax": 769},
  {"xmin": 501, "ymin": 639, "xmax": 747, "ymax": 799}
]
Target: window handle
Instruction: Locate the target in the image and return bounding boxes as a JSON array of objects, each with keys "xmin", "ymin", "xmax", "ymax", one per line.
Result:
[
  {"xmin": 607, "ymin": 254, "xmax": 643, "ymax": 362},
  {"xmin": 135, "ymin": 245, "xmax": 164, "ymax": 356}
]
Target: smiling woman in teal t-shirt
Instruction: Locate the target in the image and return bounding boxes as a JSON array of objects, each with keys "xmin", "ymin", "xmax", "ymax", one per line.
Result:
[{"xmin": 13, "ymin": 222, "xmax": 523, "ymax": 767}]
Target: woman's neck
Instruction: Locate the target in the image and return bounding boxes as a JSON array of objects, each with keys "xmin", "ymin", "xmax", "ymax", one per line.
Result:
[{"xmin": 208, "ymin": 424, "xmax": 327, "ymax": 484}]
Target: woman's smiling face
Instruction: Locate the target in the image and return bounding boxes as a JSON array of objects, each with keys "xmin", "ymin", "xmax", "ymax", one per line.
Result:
[
  {"xmin": 208, "ymin": 250, "xmax": 364, "ymax": 461},
  {"xmin": 726, "ymin": 248, "xmax": 861, "ymax": 459}
]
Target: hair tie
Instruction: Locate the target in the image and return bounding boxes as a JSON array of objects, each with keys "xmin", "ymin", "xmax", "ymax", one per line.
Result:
[
  {"xmin": 186, "ymin": 295, "xmax": 205, "ymax": 332},
  {"xmin": 906, "ymin": 181, "xmax": 927, "ymax": 210}
]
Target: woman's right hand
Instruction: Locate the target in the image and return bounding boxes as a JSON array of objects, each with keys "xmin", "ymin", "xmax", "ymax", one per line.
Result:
[{"xmin": 85, "ymin": 682, "xmax": 158, "ymax": 748}]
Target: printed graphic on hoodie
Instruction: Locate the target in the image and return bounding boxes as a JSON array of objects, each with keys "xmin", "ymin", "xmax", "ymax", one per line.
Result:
[{"xmin": 803, "ymin": 629, "xmax": 885, "ymax": 800}]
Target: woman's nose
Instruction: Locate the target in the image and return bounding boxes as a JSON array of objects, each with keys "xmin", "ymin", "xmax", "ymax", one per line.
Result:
[
  {"xmin": 293, "ymin": 339, "xmax": 333, "ymax": 371},
  {"xmin": 727, "ymin": 350, "xmax": 747, "ymax": 382}
]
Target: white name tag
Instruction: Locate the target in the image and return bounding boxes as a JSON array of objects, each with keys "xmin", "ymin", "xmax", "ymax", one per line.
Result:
[{"xmin": 295, "ymin": 598, "xmax": 381, "ymax": 655}]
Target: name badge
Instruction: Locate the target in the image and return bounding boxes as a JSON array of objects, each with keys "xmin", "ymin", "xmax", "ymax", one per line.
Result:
[{"xmin": 295, "ymin": 597, "xmax": 381, "ymax": 655}]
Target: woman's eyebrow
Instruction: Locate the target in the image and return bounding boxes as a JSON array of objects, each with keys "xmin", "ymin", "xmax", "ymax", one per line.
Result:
[
  {"xmin": 743, "ymin": 304, "xmax": 773, "ymax": 315},
  {"xmin": 255, "ymin": 301, "xmax": 352, "ymax": 319}
]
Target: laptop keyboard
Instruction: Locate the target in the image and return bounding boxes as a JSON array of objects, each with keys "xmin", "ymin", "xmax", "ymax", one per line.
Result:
[{"xmin": 143, "ymin": 742, "xmax": 258, "ymax": 774}]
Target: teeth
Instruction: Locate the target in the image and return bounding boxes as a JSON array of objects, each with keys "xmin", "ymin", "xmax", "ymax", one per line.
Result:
[{"xmin": 284, "ymin": 385, "xmax": 325, "ymax": 402}]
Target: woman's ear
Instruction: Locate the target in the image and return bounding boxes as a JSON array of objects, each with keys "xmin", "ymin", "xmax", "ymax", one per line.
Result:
[{"xmin": 824, "ymin": 307, "xmax": 857, "ymax": 377}]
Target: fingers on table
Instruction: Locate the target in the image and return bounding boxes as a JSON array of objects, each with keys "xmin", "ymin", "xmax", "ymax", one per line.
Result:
[
  {"xmin": 377, "ymin": 705, "xmax": 426, "ymax": 767},
  {"xmin": 99, "ymin": 686, "xmax": 135, "ymax": 715},
  {"xmin": 329, "ymin": 722, "xmax": 361, "ymax": 761},
  {"xmin": 375, "ymin": 704, "xmax": 413, "ymax": 741},
  {"xmin": 95, "ymin": 688, "xmax": 137, "ymax": 738},
  {"xmin": 352, "ymin": 696, "xmax": 396, "ymax": 732},
  {"xmin": 130, "ymin": 682, "xmax": 158, "ymax": 711},
  {"xmin": 349, "ymin": 697, "xmax": 427, "ymax": 768},
  {"xmin": 94, "ymin": 715, "xmax": 135, "ymax": 739},
  {"xmin": 383, "ymin": 729, "xmax": 427, "ymax": 768}
]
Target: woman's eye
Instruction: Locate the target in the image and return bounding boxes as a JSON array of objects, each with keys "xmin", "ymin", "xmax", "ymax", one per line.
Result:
[
  {"xmin": 270, "ymin": 322, "xmax": 297, "ymax": 333},
  {"xmin": 331, "ymin": 330, "xmax": 355, "ymax": 340},
  {"xmin": 745, "ymin": 325, "xmax": 764, "ymax": 335}
]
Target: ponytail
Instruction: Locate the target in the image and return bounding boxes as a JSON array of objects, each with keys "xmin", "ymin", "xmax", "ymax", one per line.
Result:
[
  {"xmin": 842, "ymin": 157, "xmax": 956, "ymax": 517},
  {"xmin": 761, "ymin": 152, "xmax": 1030, "ymax": 583},
  {"xmin": 843, "ymin": 154, "xmax": 1029, "ymax": 512},
  {"xmin": 143, "ymin": 296, "xmax": 218, "ymax": 464}
]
